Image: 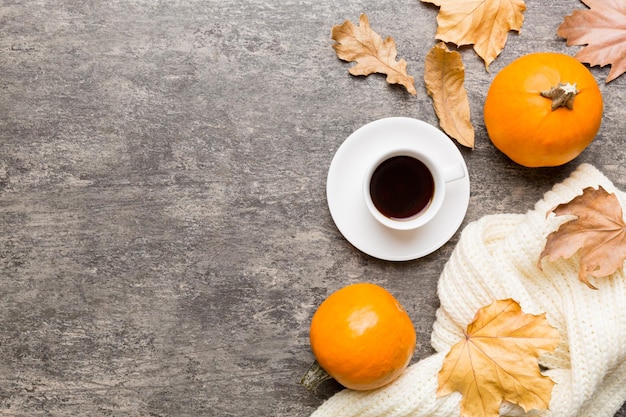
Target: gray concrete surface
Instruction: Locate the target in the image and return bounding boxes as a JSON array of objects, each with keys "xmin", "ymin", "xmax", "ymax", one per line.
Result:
[{"xmin": 1, "ymin": 0, "xmax": 624, "ymax": 416}]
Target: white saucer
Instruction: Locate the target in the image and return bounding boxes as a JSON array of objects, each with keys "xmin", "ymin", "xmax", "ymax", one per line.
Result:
[{"xmin": 326, "ymin": 117, "xmax": 470, "ymax": 261}]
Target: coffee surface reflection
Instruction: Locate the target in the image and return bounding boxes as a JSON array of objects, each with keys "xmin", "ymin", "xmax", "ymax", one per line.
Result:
[{"xmin": 369, "ymin": 155, "xmax": 434, "ymax": 220}]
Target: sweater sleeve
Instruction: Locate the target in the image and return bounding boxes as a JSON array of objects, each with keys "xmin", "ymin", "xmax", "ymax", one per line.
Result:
[{"xmin": 311, "ymin": 352, "xmax": 460, "ymax": 417}]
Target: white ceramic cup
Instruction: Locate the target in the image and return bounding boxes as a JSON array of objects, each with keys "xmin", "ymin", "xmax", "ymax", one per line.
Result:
[{"xmin": 363, "ymin": 148, "xmax": 465, "ymax": 231}]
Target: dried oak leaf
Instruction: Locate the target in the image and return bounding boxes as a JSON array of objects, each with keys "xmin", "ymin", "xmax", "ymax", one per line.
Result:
[
  {"xmin": 557, "ymin": 0, "xmax": 626, "ymax": 83},
  {"xmin": 539, "ymin": 186, "xmax": 626, "ymax": 289},
  {"xmin": 331, "ymin": 14, "xmax": 417, "ymax": 95},
  {"xmin": 437, "ymin": 299, "xmax": 559, "ymax": 417},
  {"xmin": 421, "ymin": 0, "xmax": 526, "ymax": 69},
  {"xmin": 424, "ymin": 42, "xmax": 474, "ymax": 148}
]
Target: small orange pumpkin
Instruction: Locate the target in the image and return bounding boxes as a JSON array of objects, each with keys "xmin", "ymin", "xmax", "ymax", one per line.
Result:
[
  {"xmin": 484, "ymin": 52, "xmax": 603, "ymax": 167},
  {"xmin": 308, "ymin": 282, "xmax": 416, "ymax": 391}
]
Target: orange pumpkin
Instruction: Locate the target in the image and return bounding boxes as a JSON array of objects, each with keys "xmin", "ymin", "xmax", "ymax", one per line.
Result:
[
  {"xmin": 484, "ymin": 52, "xmax": 603, "ymax": 167},
  {"xmin": 308, "ymin": 283, "xmax": 415, "ymax": 391}
]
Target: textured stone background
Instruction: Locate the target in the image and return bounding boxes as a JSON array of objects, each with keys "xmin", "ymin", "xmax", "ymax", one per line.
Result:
[{"xmin": 0, "ymin": 1, "xmax": 624, "ymax": 416}]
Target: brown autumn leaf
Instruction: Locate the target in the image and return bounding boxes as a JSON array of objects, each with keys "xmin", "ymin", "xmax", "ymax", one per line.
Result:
[
  {"xmin": 424, "ymin": 42, "xmax": 474, "ymax": 148},
  {"xmin": 421, "ymin": 0, "xmax": 526, "ymax": 69},
  {"xmin": 331, "ymin": 14, "xmax": 417, "ymax": 95},
  {"xmin": 539, "ymin": 186, "xmax": 626, "ymax": 289},
  {"xmin": 557, "ymin": 0, "xmax": 626, "ymax": 83},
  {"xmin": 437, "ymin": 299, "xmax": 559, "ymax": 417}
]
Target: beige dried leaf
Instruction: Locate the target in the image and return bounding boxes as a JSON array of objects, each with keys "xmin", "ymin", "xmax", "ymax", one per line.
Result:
[
  {"xmin": 331, "ymin": 14, "xmax": 416, "ymax": 95},
  {"xmin": 557, "ymin": 0, "xmax": 626, "ymax": 83},
  {"xmin": 424, "ymin": 42, "xmax": 474, "ymax": 148},
  {"xmin": 539, "ymin": 186, "xmax": 626, "ymax": 289},
  {"xmin": 421, "ymin": 0, "xmax": 526, "ymax": 69}
]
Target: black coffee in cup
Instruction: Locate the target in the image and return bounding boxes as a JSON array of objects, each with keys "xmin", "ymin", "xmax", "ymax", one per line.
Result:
[{"xmin": 369, "ymin": 155, "xmax": 435, "ymax": 219}]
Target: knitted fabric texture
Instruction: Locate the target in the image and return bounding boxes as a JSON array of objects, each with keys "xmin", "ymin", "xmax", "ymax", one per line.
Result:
[{"xmin": 311, "ymin": 163, "xmax": 626, "ymax": 417}]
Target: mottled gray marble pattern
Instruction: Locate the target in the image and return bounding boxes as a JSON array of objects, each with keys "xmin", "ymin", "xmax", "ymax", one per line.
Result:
[{"xmin": 1, "ymin": 0, "xmax": 625, "ymax": 416}]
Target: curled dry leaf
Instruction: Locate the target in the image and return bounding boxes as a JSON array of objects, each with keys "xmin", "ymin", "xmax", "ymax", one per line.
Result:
[
  {"xmin": 421, "ymin": 0, "xmax": 526, "ymax": 69},
  {"xmin": 331, "ymin": 14, "xmax": 417, "ymax": 95},
  {"xmin": 437, "ymin": 299, "xmax": 559, "ymax": 417},
  {"xmin": 539, "ymin": 186, "xmax": 626, "ymax": 289},
  {"xmin": 424, "ymin": 42, "xmax": 474, "ymax": 148},
  {"xmin": 557, "ymin": 0, "xmax": 626, "ymax": 83}
]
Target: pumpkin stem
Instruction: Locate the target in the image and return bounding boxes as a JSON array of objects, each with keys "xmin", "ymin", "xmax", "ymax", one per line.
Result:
[
  {"xmin": 300, "ymin": 360, "xmax": 333, "ymax": 392},
  {"xmin": 540, "ymin": 82, "xmax": 578, "ymax": 110}
]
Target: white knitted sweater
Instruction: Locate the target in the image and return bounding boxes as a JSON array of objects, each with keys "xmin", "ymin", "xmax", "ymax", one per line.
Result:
[{"xmin": 311, "ymin": 163, "xmax": 626, "ymax": 417}]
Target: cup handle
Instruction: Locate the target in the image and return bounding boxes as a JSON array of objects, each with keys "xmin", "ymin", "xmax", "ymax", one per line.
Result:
[{"xmin": 443, "ymin": 163, "xmax": 466, "ymax": 183}]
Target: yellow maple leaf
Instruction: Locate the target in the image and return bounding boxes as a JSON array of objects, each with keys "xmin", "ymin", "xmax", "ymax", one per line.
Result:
[
  {"xmin": 331, "ymin": 14, "xmax": 417, "ymax": 95},
  {"xmin": 422, "ymin": 0, "xmax": 527, "ymax": 69},
  {"xmin": 539, "ymin": 186, "xmax": 626, "ymax": 289},
  {"xmin": 437, "ymin": 299, "xmax": 560, "ymax": 417},
  {"xmin": 424, "ymin": 42, "xmax": 474, "ymax": 148}
]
